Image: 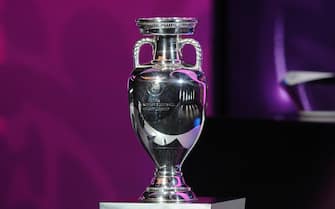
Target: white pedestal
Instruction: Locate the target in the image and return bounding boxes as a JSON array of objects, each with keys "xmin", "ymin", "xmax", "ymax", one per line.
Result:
[{"xmin": 100, "ymin": 198, "xmax": 246, "ymax": 209}]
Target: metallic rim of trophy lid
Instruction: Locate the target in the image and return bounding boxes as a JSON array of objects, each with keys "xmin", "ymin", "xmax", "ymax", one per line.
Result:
[{"xmin": 136, "ymin": 17, "xmax": 198, "ymax": 35}]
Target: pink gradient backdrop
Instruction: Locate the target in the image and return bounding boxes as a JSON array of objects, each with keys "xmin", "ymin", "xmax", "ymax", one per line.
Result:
[{"xmin": 0, "ymin": 0, "xmax": 212, "ymax": 209}]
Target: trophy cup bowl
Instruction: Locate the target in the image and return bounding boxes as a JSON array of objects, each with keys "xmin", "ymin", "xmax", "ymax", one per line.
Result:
[{"xmin": 128, "ymin": 17, "xmax": 207, "ymax": 202}]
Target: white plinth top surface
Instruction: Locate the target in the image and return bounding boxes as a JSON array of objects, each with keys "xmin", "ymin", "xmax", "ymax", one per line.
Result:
[{"xmin": 100, "ymin": 198, "xmax": 246, "ymax": 209}]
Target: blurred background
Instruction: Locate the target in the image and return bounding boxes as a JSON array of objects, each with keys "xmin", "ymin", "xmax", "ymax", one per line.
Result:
[{"xmin": 1, "ymin": 0, "xmax": 335, "ymax": 209}]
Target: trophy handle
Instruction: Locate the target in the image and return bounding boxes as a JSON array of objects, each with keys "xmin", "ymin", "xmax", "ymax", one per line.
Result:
[
  {"xmin": 179, "ymin": 38, "xmax": 202, "ymax": 71},
  {"xmin": 133, "ymin": 38, "xmax": 155, "ymax": 68}
]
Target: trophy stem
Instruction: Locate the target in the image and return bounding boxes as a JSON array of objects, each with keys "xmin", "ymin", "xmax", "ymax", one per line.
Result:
[{"xmin": 140, "ymin": 166, "xmax": 197, "ymax": 202}]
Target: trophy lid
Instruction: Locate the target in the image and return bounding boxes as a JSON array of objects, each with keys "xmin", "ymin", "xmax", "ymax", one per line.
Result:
[{"xmin": 136, "ymin": 17, "xmax": 198, "ymax": 35}]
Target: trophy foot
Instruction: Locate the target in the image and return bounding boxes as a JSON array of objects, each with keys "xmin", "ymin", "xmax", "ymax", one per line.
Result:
[
  {"xmin": 139, "ymin": 167, "xmax": 197, "ymax": 202},
  {"xmin": 140, "ymin": 186, "xmax": 196, "ymax": 202}
]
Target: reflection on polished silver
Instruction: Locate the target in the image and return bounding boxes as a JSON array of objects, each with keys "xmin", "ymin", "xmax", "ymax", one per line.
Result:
[{"xmin": 128, "ymin": 17, "xmax": 207, "ymax": 202}]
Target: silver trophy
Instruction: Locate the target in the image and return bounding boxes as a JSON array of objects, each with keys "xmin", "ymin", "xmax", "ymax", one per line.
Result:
[{"xmin": 128, "ymin": 17, "xmax": 207, "ymax": 202}]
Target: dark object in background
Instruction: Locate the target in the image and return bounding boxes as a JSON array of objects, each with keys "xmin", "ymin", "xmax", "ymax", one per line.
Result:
[{"xmin": 183, "ymin": 117, "xmax": 335, "ymax": 209}]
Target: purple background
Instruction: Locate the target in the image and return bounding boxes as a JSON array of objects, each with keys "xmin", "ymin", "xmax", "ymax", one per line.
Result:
[
  {"xmin": 0, "ymin": 0, "xmax": 212, "ymax": 209},
  {"xmin": 2, "ymin": 0, "xmax": 335, "ymax": 208}
]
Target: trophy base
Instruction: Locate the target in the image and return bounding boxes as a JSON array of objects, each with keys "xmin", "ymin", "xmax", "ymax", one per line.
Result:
[
  {"xmin": 140, "ymin": 186, "xmax": 196, "ymax": 202},
  {"xmin": 140, "ymin": 167, "xmax": 196, "ymax": 202}
]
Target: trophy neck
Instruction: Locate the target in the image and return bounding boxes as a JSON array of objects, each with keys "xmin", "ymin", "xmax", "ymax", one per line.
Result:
[{"xmin": 152, "ymin": 35, "xmax": 181, "ymax": 68}]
